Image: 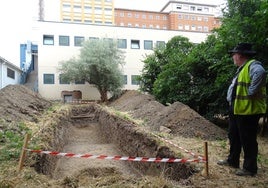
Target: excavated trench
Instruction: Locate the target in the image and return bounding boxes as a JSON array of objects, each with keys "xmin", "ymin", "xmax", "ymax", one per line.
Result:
[{"xmin": 34, "ymin": 103, "xmax": 194, "ymax": 181}]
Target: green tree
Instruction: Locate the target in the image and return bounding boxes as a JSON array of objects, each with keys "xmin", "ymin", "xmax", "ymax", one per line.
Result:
[
  {"xmin": 59, "ymin": 38, "xmax": 125, "ymax": 102},
  {"xmin": 139, "ymin": 45, "xmax": 166, "ymax": 94},
  {"xmin": 152, "ymin": 36, "xmax": 194, "ymax": 104},
  {"xmin": 218, "ymin": 0, "xmax": 268, "ymax": 63}
]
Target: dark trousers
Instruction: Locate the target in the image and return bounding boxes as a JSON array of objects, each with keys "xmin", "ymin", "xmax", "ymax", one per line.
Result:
[{"xmin": 227, "ymin": 111, "xmax": 260, "ymax": 173}]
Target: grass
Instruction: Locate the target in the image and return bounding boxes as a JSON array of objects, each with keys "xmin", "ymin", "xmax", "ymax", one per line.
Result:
[{"xmin": 0, "ymin": 121, "xmax": 30, "ymax": 162}]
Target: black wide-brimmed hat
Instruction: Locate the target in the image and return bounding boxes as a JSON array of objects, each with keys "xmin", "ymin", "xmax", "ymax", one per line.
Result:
[{"xmin": 228, "ymin": 43, "xmax": 256, "ymax": 55}]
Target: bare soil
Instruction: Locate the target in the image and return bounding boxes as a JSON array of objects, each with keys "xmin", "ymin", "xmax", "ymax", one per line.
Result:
[{"xmin": 0, "ymin": 85, "xmax": 268, "ymax": 187}]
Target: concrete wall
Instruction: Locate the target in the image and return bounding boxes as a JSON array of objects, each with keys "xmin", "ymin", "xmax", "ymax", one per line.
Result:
[
  {"xmin": 35, "ymin": 21, "xmax": 209, "ymax": 100},
  {"xmin": 0, "ymin": 58, "xmax": 22, "ymax": 89}
]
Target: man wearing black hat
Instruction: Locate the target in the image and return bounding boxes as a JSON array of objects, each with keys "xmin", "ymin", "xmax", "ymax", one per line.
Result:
[{"xmin": 217, "ymin": 43, "xmax": 267, "ymax": 176}]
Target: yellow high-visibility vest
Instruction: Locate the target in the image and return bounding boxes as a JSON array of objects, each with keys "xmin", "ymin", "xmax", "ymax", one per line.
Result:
[{"xmin": 234, "ymin": 59, "xmax": 267, "ymax": 115}]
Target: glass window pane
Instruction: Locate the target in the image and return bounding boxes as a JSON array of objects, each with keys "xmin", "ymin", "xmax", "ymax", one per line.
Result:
[
  {"xmin": 75, "ymin": 79, "xmax": 85, "ymax": 84},
  {"xmin": 7, "ymin": 68, "xmax": 15, "ymax": 79},
  {"xmin": 44, "ymin": 74, "xmax": 54, "ymax": 84},
  {"xmin": 131, "ymin": 40, "xmax": 140, "ymax": 49},
  {"xmin": 144, "ymin": 40, "xmax": 153, "ymax": 50},
  {"xmin": 117, "ymin": 39, "xmax": 127, "ymax": 49},
  {"xmin": 131, "ymin": 75, "xmax": 140, "ymax": 85},
  {"xmin": 59, "ymin": 36, "xmax": 70, "ymax": 46},
  {"xmin": 59, "ymin": 74, "xmax": 70, "ymax": 84},
  {"xmin": 74, "ymin": 36, "xmax": 85, "ymax": 46},
  {"xmin": 43, "ymin": 35, "xmax": 54, "ymax": 45}
]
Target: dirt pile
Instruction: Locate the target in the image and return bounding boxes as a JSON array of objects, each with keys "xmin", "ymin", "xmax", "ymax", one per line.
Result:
[
  {"xmin": 109, "ymin": 90, "xmax": 226, "ymax": 140},
  {"xmin": 0, "ymin": 85, "xmax": 52, "ymax": 122}
]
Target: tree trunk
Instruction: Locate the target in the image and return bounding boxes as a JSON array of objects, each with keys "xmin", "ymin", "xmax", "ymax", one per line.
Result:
[{"xmin": 99, "ymin": 89, "xmax": 108, "ymax": 102}]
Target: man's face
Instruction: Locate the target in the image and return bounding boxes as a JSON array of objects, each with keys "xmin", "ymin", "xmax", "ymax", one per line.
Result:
[{"xmin": 232, "ymin": 53, "xmax": 241, "ymax": 66}]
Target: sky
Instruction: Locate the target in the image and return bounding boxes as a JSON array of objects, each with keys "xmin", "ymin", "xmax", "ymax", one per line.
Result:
[{"xmin": 0, "ymin": 0, "xmax": 226, "ymax": 66}]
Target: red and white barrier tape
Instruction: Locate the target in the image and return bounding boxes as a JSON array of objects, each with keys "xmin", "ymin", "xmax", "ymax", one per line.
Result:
[
  {"xmin": 151, "ymin": 133, "xmax": 204, "ymax": 160},
  {"xmin": 25, "ymin": 149, "xmax": 206, "ymax": 163}
]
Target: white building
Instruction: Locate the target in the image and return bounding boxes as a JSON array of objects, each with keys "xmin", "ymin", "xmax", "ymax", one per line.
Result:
[
  {"xmin": 33, "ymin": 21, "xmax": 209, "ymax": 100},
  {"xmin": 0, "ymin": 57, "xmax": 22, "ymax": 89}
]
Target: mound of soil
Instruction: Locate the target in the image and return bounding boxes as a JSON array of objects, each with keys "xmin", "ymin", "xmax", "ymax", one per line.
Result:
[
  {"xmin": 109, "ymin": 90, "xmax": 226, "ymax": 140},
  {"xmin": 0, "ymin": 85, "xmax": 51, "ymax": 122}
]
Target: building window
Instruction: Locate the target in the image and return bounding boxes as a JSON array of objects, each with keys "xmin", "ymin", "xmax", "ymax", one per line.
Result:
[
  {"xmin": 135, "ymin": 23, "xmax": 139, "ymax": 27},
  {"xmin": 84, "ymin": 6, "xmax": 92, "ymax": 13},
  {"xmin": 178, "ymin": 24, "xmax": 183, "ymax": 30},
  {"xmin": 183, "ymin": 5, "xmax": 189, "ymax": 10},
  {"xmin": 197, "ymin": 16, "xmax": 202, "ymax": 21},
  {"xmin": 190, "ymin": 6, "xmax": 195, "ymax": 11},
  {"xmin": 43, "ymin": 35, "xmax": 54, "ymax": 45},
  {"xmin": 59, "ymin": 74, "xmax": 70, "ymax": 84},
  {"xmin": 191, "ymin": 25, "xmax": 196, "ymax": 31},
  {"xmin": 176, "ymin": 4, "xmax": 182, "ymax": 9},
  {"xmin": 142, "ymin": 24, "xmax": 146, "ymax": 28},
  {"xmin": 89, "ymin": 37, "xmax": 99, "ymax": 41},
  {"xmin": 204, "ymin": 17, "xmax": 209, "ymax": 22},
  {"xmin": 117, "ymin": 39, "xmax": 127, "ymax": 49},
  {"xmin": 120, "ymin": 12, "xmax": 124, "ymax": 17},
  {"xmin": 135, "ymin": 13, "xmax": 139, "ymax": 18},
  {"xmin": 144, "ymin": 40, "xmax": 153, "ymax": 50},
  {"xmin": 185, "ymin": 25, "xmax": 190, "ymax": 30},
  {"xmin": 62, "ymin": 4, "xmax": 71, "ymax": 12},
  {"xmin": 131, "ymin": 75, "xmax": 140, "ymax": 85},
  {"xmin": 131, "ymin": 40, "xmax": 140, "ymax": 49},
  {"xmin": 197, "ymin": 7, "xmax": 202, "ymax": 11},
  {"xmin": 163, "ymin": 16, "xmax": 167, "ymax": 20},
  {"xmin": 197, "ymin": 26, "xmax": 202, "ymax": 31},
  {"xmin": 142, "ymin": 14, "xmax": 146, "ymax": 19},
  {"xmin": 156, "ymin": 41, "xmax": 165, "ymax": 48},
  {"xmin": 75, "ymin": 79, "xmax": 85, "ymax": 84},
  {"xmin": 149, "ymin": 15, "xmax": 153, "ymax": 19},
  {"xmin": 59, "ymin": 36, "xmax": 70, "ymax": 46},
  {"xmin": 127, "ymin": 13, "xmax": 132, "ymax": 17},
  {"xmin": 204, "ymin": 26, "xmax": 209, "ymax": 32},
  {"xmin": 73, "ymin": 5, "xmax": 81, "ymax": 12},
  {"xmin": 7, "ymin": 68, "xmax": 15, "ymax": 79},
  {"xmin": 123, "ymin": 75, "xmax": 127, "ymax": 85},
  {"xmin": 44, "ymin": 74, "xmax": 55, "ymax": 84},
  {"xmin": 74, "ymin": 36, "xmax": 85, "ymax": 46}
]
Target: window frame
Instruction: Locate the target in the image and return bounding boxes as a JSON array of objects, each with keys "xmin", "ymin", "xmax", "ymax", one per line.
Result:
[
  {"xmin": 131, "ymin": 75, "xmax": 140, "ymax": 85},
  {"xmin": 59, "ymin": 74, "xmax": 70, "ymax": 84},
  {"xmin": 59, "ymin": 35, "xmax": 70, "ymax": 46},
  {"xmin": 43, "ymin": 74, "xmax": 55, "ymax": 84},
  {"xmin": 117, "ymin": 39, "xmax": 127, "ymax": 49},
  {"xmin": 74, "ymin": 36, "xmax": 85, "ymax": 46},
  {"xmin": 131, "ymin": 40, "xmax": 140, "ymax": 49},
  {"xmin": 43, "ymin": 35, "xmax": 54, "ymax": 45},
  {"xmin": 7, "ymin": 68, "xmax": 15, "ymax": 79},
  {"xmin": 144, "ymin": 40, "xmax": 153, "ymax": 50}
]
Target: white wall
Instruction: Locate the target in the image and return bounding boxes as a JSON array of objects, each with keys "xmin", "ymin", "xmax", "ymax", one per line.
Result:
[
  {"xmin": 35, "ymin": 21, "xmax": 208, "ymax": 100},
  {"xmin": 0, "ymin": 62, "xmax": 22, "ymax": 89}
]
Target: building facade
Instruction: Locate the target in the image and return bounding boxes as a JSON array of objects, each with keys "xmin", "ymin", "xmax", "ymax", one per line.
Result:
[
  {"xmin": 21, "ymin": 0, "xmax": 222, "ymax": 101},
  {"xmin": 0, "ymin": 56, "xmax": 22, "ymax": 89},
  {"xmin": 41, "ymin": 0, "xmax": 221, "ymax": 32},
  {"xmin": 60, "ymin": 0, "xmax": 114, "ymax": 25},
  {"xmin": 115, "ymin": 1, "xmax": 221, "ymax": 32},
  {"xmin": 33, "ymin": 21, "xmax": 208, "ymax": 100}
]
